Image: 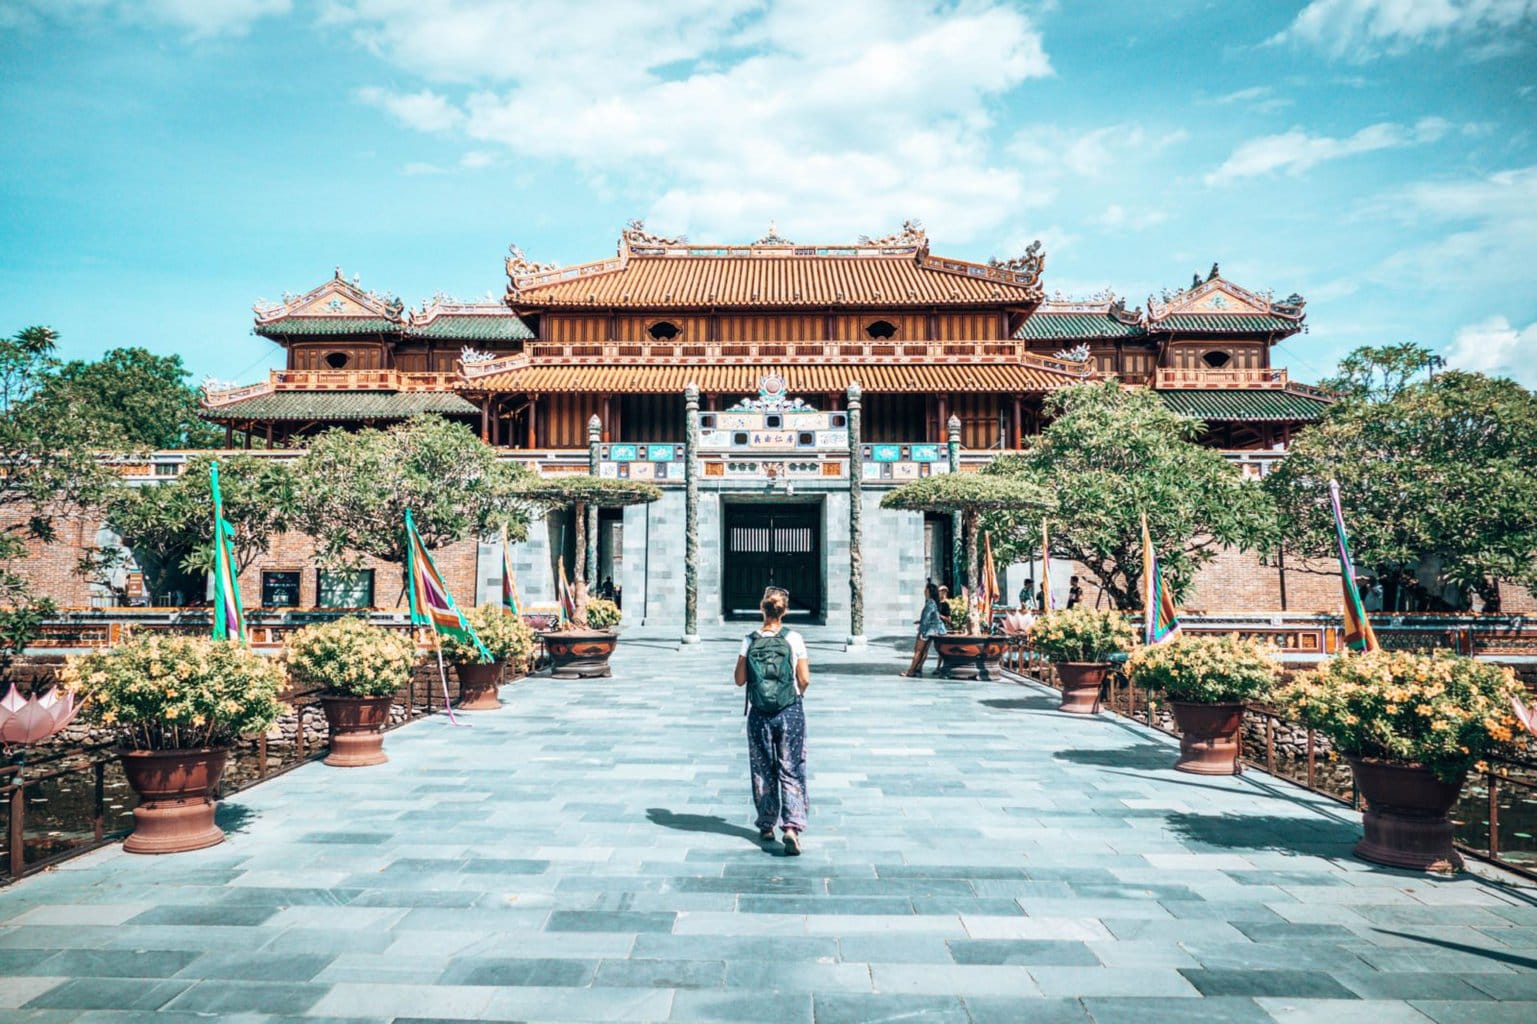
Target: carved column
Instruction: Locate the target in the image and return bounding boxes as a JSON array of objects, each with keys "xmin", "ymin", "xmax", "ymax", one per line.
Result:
[
  {"xmin": 948, "ymin": 414, "xmax": 964, "ymax": 589},
  {"xmin": 683, "ymin": 384, "xmax": 701, "ymax": 644},
  {"xmin": 586, "ymin": 415, "xmax": 601, "ymax": 584},
  {"xmin": 846, "ymin": 383, "xmax": 866, "ymax": 648}
]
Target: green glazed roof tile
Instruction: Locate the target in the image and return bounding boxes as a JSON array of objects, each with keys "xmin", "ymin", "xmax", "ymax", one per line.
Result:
[
  {"xmin": 200, "ymin": 390, "xmax": 478, "ymax": 422},
  {"xmin": 1153, "ymin": 314, "xmax": 1302, "ymax": 334},
  {"xmin": 1017, "ymin": 313, "xmax": 1143, "ymax": 340},
  {"xmin": 255, "ymin": 317, "xmax": 400, "ymax": 337},
  {"xmin": 1158, "ymin": 389, "xmax": 1331, "ymax": 422},
  {"xmin": 407, "ymin": 314, "xmax": 534, "ymax": 340}
]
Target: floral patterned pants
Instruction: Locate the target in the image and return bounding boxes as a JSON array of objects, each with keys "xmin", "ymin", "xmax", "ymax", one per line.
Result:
[{"xmin": 747, "ymin": 700, "xmax": 808, "ymax": 833}]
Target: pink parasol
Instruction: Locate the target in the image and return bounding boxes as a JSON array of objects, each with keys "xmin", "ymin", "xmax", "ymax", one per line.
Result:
[{"xmin": 0, "ymin": 684, "xmax": 83, "ymax": 747}]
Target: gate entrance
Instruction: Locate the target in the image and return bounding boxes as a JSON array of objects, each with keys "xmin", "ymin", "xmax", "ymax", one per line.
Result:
[{"xmin": 723, "ymin": 502, "xmax": 822, "ymax": 621}]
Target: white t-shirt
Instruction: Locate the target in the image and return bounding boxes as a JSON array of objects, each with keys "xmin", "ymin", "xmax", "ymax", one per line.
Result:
[{"xmin": 739, "ymin": 627, "xmax": 808, "ymax": 666}]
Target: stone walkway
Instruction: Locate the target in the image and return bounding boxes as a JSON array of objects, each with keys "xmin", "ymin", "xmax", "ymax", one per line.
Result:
[{"xmin": 2, "ymin": 630, "xmax": 1536, "ymax": 1023}]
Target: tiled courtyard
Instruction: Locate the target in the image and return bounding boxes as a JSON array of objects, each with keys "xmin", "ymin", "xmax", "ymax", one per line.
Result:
[{"xmin": 2, "ymin": 631, "xmax": 1536, "ymax": 1023}]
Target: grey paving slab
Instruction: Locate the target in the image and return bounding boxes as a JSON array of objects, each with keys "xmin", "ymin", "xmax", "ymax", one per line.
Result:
[{"xmin": 2, "ymin": 629, "xmax": 1535, "ymax": 1022}]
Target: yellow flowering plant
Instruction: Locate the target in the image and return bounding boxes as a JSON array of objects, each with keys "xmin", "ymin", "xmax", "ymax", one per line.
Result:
[
  {"xmin": 583, "ymin": 597, "xmax": 622, "ymax": 631},
  {"xmin": 284, "ymin": 617, "xmax": 418, "ymax": 698},
  {"xmin": 1273, "ymin": 649, "xmax": 1525, "ymax": 781},
  {"xmin": 61, "ymin": 634, "xmax": 285, "ymax": 752},
  {"xmin": 440, "ymin": 605, "xmax": 536, "ymax": 669},
  {"xmin": 1030, "ymin": 607, "xmax": 1136, "ymax": 663},
  {"xmin": 1127, "ymin": 634, "xmax": 1277, "ymax": 704}
]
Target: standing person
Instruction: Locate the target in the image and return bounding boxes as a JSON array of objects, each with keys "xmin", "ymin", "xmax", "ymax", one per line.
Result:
[
  {"xmin": 734, "ymin": 586, "xmax": 811, "ymax": 855},
  {"xmin": 1067, "ymin": 576, "xmax": 1084, "ymax": 608},
  {"xmin": 1019, "ymin": 578, "xmax": 1038, "ymax": 612},
  {"xmin": 901, "ymin": 581, "xmax": 946, "ymax": 677}
]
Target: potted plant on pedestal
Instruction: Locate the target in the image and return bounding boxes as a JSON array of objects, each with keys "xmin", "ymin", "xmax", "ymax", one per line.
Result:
[
  {"xmin": 880, "ymin": 474, "xmax": 1053, "ymax": 682},
  {"xmin": 1274, "ymin": 649, "xmax": 1524, "ymax": 872},
  {"xmin": 511, "ymin": 475, "xmax": 661, "ymax": 679},
  {"xmin": 443, "ymin": 604, "xmax": 536, "ymax": 710},
  {"xmin": 1031, "ymin": 606, "xmax": 1136, "ymax": 714},
  {"xmin": 285, "ymin": 617, "xmax": 418, "ymax": 767},
  {"xmin": 1127, "ymin": 634, "xmax": 1276, "ymax": 774},
  {"xmin": 62, "ymin": 635, "xmax": 284, "ymax": 853}
]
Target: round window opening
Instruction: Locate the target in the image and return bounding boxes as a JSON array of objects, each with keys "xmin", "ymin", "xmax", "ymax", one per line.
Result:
[
  {"xmin": 648, "ymin": 321, "xmax": 680, "ymax": 341},
  {"xmin": 324, "ymin": 352, "xmax": 350, "ymax": 369},
  {"xmin": 865, "ymin": 320, "xmax": 898, "ymax": 340},
  {"xmin": 1202, "ymin": 350, "xmax": 1231, "ymax": 368}
]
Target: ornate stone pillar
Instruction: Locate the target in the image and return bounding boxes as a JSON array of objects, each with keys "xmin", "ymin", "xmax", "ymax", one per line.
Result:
[
  {"xmin": 586, "ymin": 414, "xmax": 601, "ymax": 584},
  {"xmin": 846, "ymin": 383, "xmax": 866, "ymax": 649},
  {"xmin": 948, "ymin": 414, "xmax": 964, "ymax": 589},
  {"xmin": 683, "ymin": 384, "xmax": 701, "ymax": 644}
]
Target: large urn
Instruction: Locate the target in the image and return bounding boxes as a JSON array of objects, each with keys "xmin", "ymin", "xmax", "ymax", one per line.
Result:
[
  {"xmin": 119, "ymin": 747, "xmax": 230, "ymax": 855},
  {"xmin": 319, "ymin": 695, "xmax": 392, "ymax": 767}
]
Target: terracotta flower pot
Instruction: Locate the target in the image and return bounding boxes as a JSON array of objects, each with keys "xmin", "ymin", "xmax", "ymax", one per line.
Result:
[
  {"xmin": 1348, "ymin": 757, "xmax": 1467, "ymax": 872},
  {"xmin": 119, "ymin": 746, "xmax": 230, "ymax": 855},
  {"xmin": 1055, "ymin": 662, "xmax": 1108, "ymax": 714},
  {"xmin": 1169, "ymin": 701, "xmax": 1244, "ymax": 775},
  {"xmin": 931, "ymin": 635, "xmax": 1010, "ymax": 681},
  {"xmin": 541, "ymin": 630, "xmax": 618, "ymax": 679},
  {"xmin": 320, "ymin": 694, "xmax": 391, "ymax": 767},
  {"xmin": 454, "ymin": 661, "xmax": 504, "ymax": 710}
]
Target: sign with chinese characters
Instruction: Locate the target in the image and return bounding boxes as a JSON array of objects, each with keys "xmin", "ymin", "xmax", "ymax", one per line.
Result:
[{"xmin": 699, "ymin": 376, "xmax": 850, "ymax": 452}]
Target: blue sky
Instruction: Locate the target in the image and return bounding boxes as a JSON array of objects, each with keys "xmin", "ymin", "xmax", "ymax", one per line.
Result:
[{"xmin": 2, "ymin": 0, "xmax": 1534, "ymax": 388}]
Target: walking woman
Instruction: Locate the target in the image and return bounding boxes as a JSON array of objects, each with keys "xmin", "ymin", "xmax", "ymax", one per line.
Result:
[
  {"xmin": 901, "ymin": 581, "xmax": 946, "ymax": 677},
  {"xmin": 734, "ymin": 587, "xmax": 811, "ymax": 855}
]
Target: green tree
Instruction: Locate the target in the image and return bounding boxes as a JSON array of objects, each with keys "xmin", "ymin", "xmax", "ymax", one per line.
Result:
[
  {"xmin": 1318, "ymin": 342, "xmax": 1444, "ymax": 402},
  {"xmin": 1267, "ymin": 369, "xmax": 1537, "ymax": 609},
  {"xmin": 984, "ymin": 381, "xmax": 1277, "ymax": 610},
  {"xmin": 293, "ymin": 416, "xmax": 534, "ymax": 602},
  {"xmin": 0, "ymin": 327, "xmax": 119, "ymax": 660},
  {"xmin": 96, "ymin": 455, "xmax": 297, "ymax": 603},
  {"xmin": 42, "ymin": 347, "xmax": 222, "ymax": 449}
]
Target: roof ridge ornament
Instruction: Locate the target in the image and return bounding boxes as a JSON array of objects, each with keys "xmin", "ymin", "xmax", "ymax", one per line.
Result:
[
  {"xmin": 858, "ymin": 218, "xmax": 927, "ymax": 250},
  {"xmin": 622, "ymin": 218, "xmax": 687, "ymax": 249},
  {"xmin": 754, "ymin": 220, "xmax": 793, "ymax": 245},
  {"xmin": 988, "ymin": 239, "xmax": 1044, "ymax": 278},
  {"xmin": 507, "ymin": 244, "xmax": 559, "ymax": 277}
]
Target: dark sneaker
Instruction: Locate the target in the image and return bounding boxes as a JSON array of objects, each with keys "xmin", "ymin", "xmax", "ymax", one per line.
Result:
[
  {"xmin": 759, "ymin": 829, "xmax": 776, "ymax": 842},
  {"xmin": 782, "ymin": 830, "xmax": 801, "ymax": 856}
]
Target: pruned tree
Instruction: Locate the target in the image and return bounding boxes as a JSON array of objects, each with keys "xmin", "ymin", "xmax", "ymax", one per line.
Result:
[{"xmin": 983, "ymin": 381, "xmax": 1277, "ymax": 610}]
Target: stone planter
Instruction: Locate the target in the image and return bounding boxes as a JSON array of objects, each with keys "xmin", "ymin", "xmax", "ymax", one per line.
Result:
[
  {"xmin": 1055, "ymin": 662, "xmax": 1108, "ymax": 714},
  {"xmin": 454, "ymin": 661, "xmax": 504, "ymax": 710},
  {"xmin": 1169, "ymin": 701, "xmax": 1244, "ymax": 775},
  {"xmin": 119, "ymin": 746, "xmax": 230, "ymax": 855},
  {"xmin": 1348, "ymin": 757, "xmax": 1467, "ymax": 872},
  {"xmin": 932, "ymin": 635, "xmax": 1010, "ymax": 681},
  {"xmin": 541, "ymin": 630, "xmax": 618, "ymax": 679},
  {"xmin": 320, "ymin": 694, "xmax": 391, "ymax": 767}
]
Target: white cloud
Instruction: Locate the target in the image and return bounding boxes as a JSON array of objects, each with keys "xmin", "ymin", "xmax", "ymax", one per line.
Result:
[
  {"xmin": 338, "ymin": 0, "xmax": 1053, "ymax": 244},
  {"xmin": 1374, "ymin": 163, "xmax": 1537, "ymax": 288},
  {"xmin": 1271, "ymin": 0, "xmax": 1537, "ymax": 61},
  {"xmin": 1444, "ymin": 316, "xmax": 1537, "ymax": 385},
  {"xmin": 2, "ymin": 0, "xmax": 290, "ymax": 38},
  {"xmin": 1204, "ymin": 117, "xmax": 1450, "ymax": 185},
  {"xmin": 402, "ymin": 162, "xmax": 447, "ymax": 176},
  {"xmin": 355, "ymin": 87, "xmax": 464, "ymax": 133},
  {"xmin": 1011, "ymin": 124, "xmax": 1188, "ymax": 182},
  {"xmin": 459, "ymin": 151, "xmax": 495, "ymax": 169},
  {"xmin": 1209, "ymin": 85, "xmax": 1293, "ymax": 112},
  {"xmin": 1095, "ymin": 204, "xmax": 1169, "ymax": 231}
]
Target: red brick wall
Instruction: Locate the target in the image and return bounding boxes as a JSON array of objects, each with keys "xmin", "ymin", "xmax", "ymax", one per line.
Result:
[
  {"xmin": 241, "ymin": 532, "xmax": 481, "ymax": 611},
  {"xmin": 0, "ymin": 508, "xmax": 99, "ymax": 607},
  {"xmin": 1057, "ymin": 546, "xmax": 1342, "ymax": 614}
]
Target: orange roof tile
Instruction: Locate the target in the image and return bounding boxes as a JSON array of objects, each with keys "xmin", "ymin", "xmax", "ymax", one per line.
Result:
[{"xmin": 465, "ymin": 363, "xmax": 1080, "ymax": 394}]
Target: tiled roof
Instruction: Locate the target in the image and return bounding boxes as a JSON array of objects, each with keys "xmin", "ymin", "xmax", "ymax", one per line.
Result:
[
  {"xmin": 1152, "ymin": 313, "xmax": 1302, "ymax": 334},
  {"xmin": 1158, "ymin": 389, "xmax": 1331, "ymax": 422},
  {"xmin": 466, "ymin": 363, "xmax": 1081, "ymax": 394},
  {"xmin": 255, "ymin": 317, "xmax": 400, "ymax": 337},
  {"xmin": 406, "ymin": 314, "xmax": 534, "ymax": 341},
  {"xmin": 512, "ymin": 255, "xmax": 1042, "ymax": 309},
  {"xmin": 199, "ymin": 391, "xmax": 478, "ymax": 422},
  {"xmin": 1018, "ymin": 312, "xmax": 1143, "ymax": 340}
]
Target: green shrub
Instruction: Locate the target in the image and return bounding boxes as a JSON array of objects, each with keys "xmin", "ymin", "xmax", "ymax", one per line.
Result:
[
  {"xmin": 1126, "ymin": 634, "xmax": 1276, "ymax": 704},
  {"xmin": 584, "ymin": 597, "xmax": 621, "ymax": 631},
  {"xmin": 1030, "ymin": 607, "xmax": 1135, "ymax": 662},
  {"xmin": 63, "ymin": 635, "xmax": 285, "ymax": 751},
  {"xmin": 284, "ymin": 617, "xmax": 418, "ymax": 697}
]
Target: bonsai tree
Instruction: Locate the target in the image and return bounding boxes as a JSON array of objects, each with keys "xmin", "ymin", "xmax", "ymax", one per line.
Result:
[
  {"xmin": 94, "ymin": 454, "xmax": 296, "ymax": 604},
  {"xmin": 512, "ymin": 475, "xmax": 661, "ymax": 627},
  {"xmin": 880, "ymin": 473, "xmax": 1054, "ymax": 624},
  {"xmin": 294, "ymin": 415, "xmax": 535, "ymax": 602},
  {"xmin": 984, "ymin": 381, "xmax": 1276, "ymax": 610},
  {"xmin": 1267, "ymin": 363, "xmax": 1537, "ymax": 611}
]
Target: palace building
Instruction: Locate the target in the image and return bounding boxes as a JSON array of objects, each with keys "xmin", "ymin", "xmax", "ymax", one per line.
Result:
[{"xmin": 195, "ymin": 221, "xmax": 1334, "ymax": 630}]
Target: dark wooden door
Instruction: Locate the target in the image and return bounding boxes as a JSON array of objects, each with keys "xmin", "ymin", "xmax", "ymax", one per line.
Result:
[{"xmin": 723, "ymin": 504, "xmax": 822, "ymax": 620}]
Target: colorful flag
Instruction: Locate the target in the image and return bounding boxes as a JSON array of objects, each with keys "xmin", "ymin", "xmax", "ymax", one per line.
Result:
[
  {"xmin": 1511, "ymin": 693, "xmax": 1537, "ymax": 739},
  {"xmin": 210, "ymin": 462, "xmax": 246, "ymax": 643},
  {"xmin": 1040, "ymin": 520, "xmax": 1054, "ymax": 612},
  {"xmin": 1140, "ymin": 511, "xmax": 1180, "ymax": 645},
  {"xmin": 406, "ymin": 509, "xmax": 491, "ymax": 661},
  {"xmin": 556, "ymin": 558, "xmax": 576, "ymax": 625},
  {"xmin": 1329, "ymin": 480, "xmax": 1379, "ymax": 653},
  {"xmin": 500, "ymin": 526, "xmax": 521, "ymax": 616}
]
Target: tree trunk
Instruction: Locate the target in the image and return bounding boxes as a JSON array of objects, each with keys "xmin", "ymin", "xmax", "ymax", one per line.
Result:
[
  {"xmin": 964, "ymin": 510, "xmax": 980, "ymax": 600},
  {"xmin": 573, "ymin": 501, "xmax": 587, "ymax": 583}
]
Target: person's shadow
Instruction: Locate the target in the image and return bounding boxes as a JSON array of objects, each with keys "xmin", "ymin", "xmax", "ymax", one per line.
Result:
[{"xmin": 646, "ymin": 808, "xmax": 763, "ymax": 842}]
